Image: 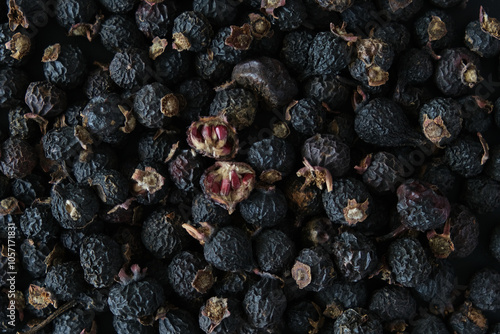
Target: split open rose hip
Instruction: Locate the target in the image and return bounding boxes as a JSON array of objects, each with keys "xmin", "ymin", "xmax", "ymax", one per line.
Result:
[
  {"xmin": 201, "ymin": 161, "xmax": 256, "ymax": 214},
  {"xmin": 187, "ymin": 116, "xmax": 239, "ymax": 160}
]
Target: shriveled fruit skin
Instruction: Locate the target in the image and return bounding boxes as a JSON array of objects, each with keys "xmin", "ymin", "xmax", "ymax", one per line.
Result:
[
  {"xmin": 247, "ymin": 137, "xmax": 296, "ymax": 177},
  {"xmin": 239, "ymin": 187, "xmax": 288, "ymax": 228},
  {"xmin": 305, "ymin": 31, "xmax": 351, "ymax": 78},
  {"xmin": 369, "ymin": 285, "xmax": 417, "ymax": 321},
  {"xmin": 193, "ymin": 0, "xmax": 238, "ymax": 26},
  {"xmin": 199, "ymin": 297, "xmax": 244, "ymax": 334},
  {"xmin": 302, "ymin": 134, "xmax": 350, "ymax": 177},
  {"xmin": 99, "ymin": 15, "xmax": 145, "ymax": 52},
  {"xmin": 45, "ymin": 261, "xmax": 87, "ymax": 302},
  {"xmin": 50, "ymin": 183, "xmax": 100, "ymax": 229},
  {"xmin": 445, "ymin": 136, "xmax": 485, "ymax": 178},
  {"xmin": 232, "ymin": 57, "xmax": 298, "ymax": 109},
  {"xmin": 435, "ymin": 48, "xmax": 482, "ymax": 97},
  {"xmin": 80, "ymin": 234, "xmax": 123, "ymax": 288},
  {"xmin": 448, "ymin": 204, "xmax": 480, "ymax": 258},
  {"xmin": 285, "ymin": 300, "xmax": 323, "ymax": 334},
  {"xmin": 208, "ymin": 88, "xmax": 257, "ymax": 130},
  {"xmin": 20, "ymin": 203, "xmax": 59, "ymax": 245},
  {"xmin": 98, "ymin": 0, "xmax": 136, "ymax": 14},
  {"xmin": 42, "ymin": 126, "xmax": 81, "ymax": 162},
  {"xmin": 292, "ymin": 246, "xmax": 336, "ymax": 292},
  {"xmin": 281, "ymin": 31, "xmax": 315, "ymax": 79},
  {"xmin": 204, "ymin": 226, "xmax": 254, "ymax": 272},
  {"xmin": 113, "ymin": 315, "xmax": 155, "ymax": 334},
  {"xmin": 0, "ymin": 137, "xmax": 37, "ymax": 179},
  {"xmin": 109, "ymin": 48, "xmax": 152, "ymax": 90},
  {"xmin": 465, "ymin": 20, "xmax": 500, "ymax": 58},
  {"xmin": 468, "ymin": 269, "xmax": 500, "ymax": 311},
  {"xmin": 134, "ymin": 82, "xmax": 173, "ymax": 128},
  {"xmin": 43, "ymin": 44, "xmax": 87, "ymax": 89},
  {"xmin": 191, "ymin": 192, "xmax": 230, "ymax": 227},
  {"xmin": 396, "ymin": 179, "xmax": 450, "ymax": 231},
  {"xmin": 52, "ymin": 307, "xmax": 94, "ymax": 334},
  {"xmin": 108, "ymin": 278, "xmax": 165, "ymax": 318},
  {"xmin": 89, "ymin": 169, "xmax": 129, "ymax": 206},
  {"xmin": 411, "ymin": 313, "xmax": 449, "ymax": 334},
  {"xmin": 462, "ymin": 176, "xmax": 500, "ymax": 214},
  {"xmin": 289, "ymin": 98, "xmax": 326, "ymax": 135},
  {"xmin": 55, "ymin": 0, "xmax": 97, "ymax": 30},
  {"xmin": 135, "ymin": 1, "xmax": 173, "ymax": 39},
  {"xmin": 24, "ymin": 81, "xmax": 67, "ymax": 118},
  {"xmin": 419, "ymin": 97, "xmax": 462, "ymax": 146},
  {"xmin": 243, "ymin": 278, "xmax": 287, "ymax": 329},
  {"xmin": 172, "ymin": 11, "xmax": 213, "ymax": 52},
  {"xmin": 254, "ymin": 229, "xmax": 295, "ymax": 275},
  {"xmin": 354, "ymin": 98, "xmax": 425, "ymax": 147},
  {"xmin": 141, "ymin": 208, "xmax": 187, "ymax": 259},
  {"xmin": 158, "ymin": 309, "xmax": 200, "ymax": 334},
  {"xmin": 328, "ymin": 230, "xmax": 378, "ymax": 282},
  {"xmin": 167, "ymin": 251, "xmax": 213, "ymax": 302},
  {"xmin": 333, "ymin": 308, "xmax": 383, "ymax": 334},
  {"xmin": 388, "ymin": 237, "xmax": 431, "ymax": 287},
  {"xmin": 449, "ymin": 301, "xmax": 488, "ymax": 334},
  {"xmin": 414, "ymin": 10, "xmax": 455, "ymax": 50},
  {"xmin": 303, "ymin": 75, "xmax": 350, "ymax": 110},
  {"xmin": 0, "ymin": 67, "xmax": 28, "ymax": 108}
]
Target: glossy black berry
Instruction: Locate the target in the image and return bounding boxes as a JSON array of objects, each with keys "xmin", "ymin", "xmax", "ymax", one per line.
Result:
[
  {"xmin": 80, "ymin": 234, "xmax": 123, "ymax": 288},
  {"xmin": 254, "ymin": 229, "xmax": 295, "ymax": 274}
]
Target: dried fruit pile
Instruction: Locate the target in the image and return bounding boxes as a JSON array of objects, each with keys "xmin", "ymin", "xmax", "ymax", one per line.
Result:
[{"xmin": 1, "ymin": 0, "xmax": 500, "ymax": 333}]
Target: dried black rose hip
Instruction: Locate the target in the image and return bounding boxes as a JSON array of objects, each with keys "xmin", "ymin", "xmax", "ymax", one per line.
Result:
[{"xmin": 187, "ymin": 116, "xmax": 238, "ymax": 160}]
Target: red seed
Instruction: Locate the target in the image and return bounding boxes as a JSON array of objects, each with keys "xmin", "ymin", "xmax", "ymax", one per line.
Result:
[
  {"xmin": 202, "ymin": 125, "xmax": 212, "ymax": 141},
  {"xmin": 211, "ymin": 180, "xmax": 221, "ymax": 194},
  {"xmin": 230, "ymin": 170, "xmax": 240, "ymax": 190},
  {"xmin": 220, "ymin": 178, "xmax": 231, "ymax": 196},
  {"xmin": 215, "ymin": 125, "xmax": 228, "ymax": 141},
  {"xmin": 221, "ymin": 143, "xmax": 232, "ymax": 156},
  {"xmin": 242, "ymin": 173, "xmax": 254, "ymax": 184},
  {"xmin": 191, "ymin": 126, "xmax": 203, "ymax": 141}
]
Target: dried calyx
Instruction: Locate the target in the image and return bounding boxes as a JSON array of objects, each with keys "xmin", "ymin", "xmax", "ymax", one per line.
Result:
[
  {"xmin": 116, "ymin": 264, "xmax": 147, "ymax": 285},
  {"xmin": 132, "ymin": 166, "xmax": 165, "ymax": 195},
  {"xmin": 7, "ymin": 0, "xmax": 29, "ymax": 31},
  {"xmin": 260, "ymin": 0, "xmax": 286, "ymax": 17},
  {"xmin": 343, "ymin": 199, "xmax": 370, "ymax": 225},
  {"xmin": 460, "ymin": 61, "xmax": 483, "ymax": 87},
  {"xmin": 187, "ymin": 116, "xmax": 238, "ymax": 160},
  {"xmin": 428, "ymin": 16, "xmax": 448, "ymax": 42},
  {"xmin": 422, "ymin": 114, "xmax": 452, "ymax": 146},
  {"xmin": 68, "ymin": 14, "xmax": 104, "ymax": 42},
  {"xmin": 427, "ymin": 220, "xmax": 455, "ymax": 258},
  {"xmin": 248, "ymin": 13, "xmax": 273, "ymax": 39},
  {"xmin": 41, "ymin": 44, "xmax": 61, "ymax": 63},
  {"xmin": 149, "ymin": 37, "xmax": 168, "ymax": 60},
  {"xmin": 354, "ymin": 154, "xmax": 372, "ymax": 174},
  {"xmin": 480, "ymin": 6, "xmax": 500, "ymax": 39},
  {"xmin": 296, "ymin": 158, "xmax": 333, "ymax": 192},
  {"xmin": 201, "ymin": 161, "xmax": 256, "ymax": 214},
  {"xmin": 291, "ymin": 261, "xmax": 312, "ymax": 289},
  {"xmin": 225, "ymin": 24, "xmax": 253, "ymax": 50},
  {"xmin": 201, "ymin": 297, "xmax": 231, "ymax": 332},
  {"xmin": 5, "ymin": 32, "xmax": 31, "ymax": 60}
]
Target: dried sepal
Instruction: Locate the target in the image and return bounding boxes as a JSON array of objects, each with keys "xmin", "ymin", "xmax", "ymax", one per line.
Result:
[
  {"xmin": 342, "ymin": 198, "xmax": 370, "ymax": 225},
  {"xmin": 323, "ymin": 302, "xmax": 344, "ymax": 319},
  {"xmin": 118, "ymin": 105, "xmax": 136, "ymax": 134},
  {"xmin": 160, "ymin": 93, "xmax": 181, "ymax": 117},
  {"xmin": 248, "ymin": 13, "xmax": 273, "ymax": 39},
  {"xmin": 291, "ymin": 261, "xmax": 312, "ymax": 289},
  {"xmin": 187, "ymin": 116, "xmax": 239, "ymax": 160},
  {"xmin": 149, "ymin": 37, "xmax": 168, "ymax": 60},
  {"xmin": 74, "ymin": 125, "xmax": 93, "ymax": 150},
  {"xmin": 478, "ymin": 132, "xmax": 489, "ymax": 165},
  {"xmin": 23, "ymin": 113, "xmax": 48, "ymax": 135},
  {"xmin": 422, "ymin": 114, "xmax": 452, "ymax": 145},
  {"xmin": 7, "ymin": 0, "xmax": 29, "ymax": 31},
  {"xmin": 192, "ymin": 266, "xmax": 215, "ymax": 294},
  {"xmin": 354, "ymin": 154, "xmax": 372, "ymax": 174},
  {"xmin": 201, "ymin": 297, "xmax": 231, "ymax": 333},
  {"xmin": 428, "ymin": 16, "xmax": 448, "ymax": 42},
  {"xmin": 272, "ymin": 121, "xmax": 290, "ymax": 139},
  {"xmin": 5, "ymin": 32, "xmax": 30, "ymax": 60},
  {"xmin": 296, "ymin": 158, "xmax": 333, "ymax": 192},
  {"xmin": 115, "ymin": 264, "xmax": 147, "ymax": 285},
  {"xmin": 460, "ymin": 62, "xmax": 483, "ymax": 88},
  {"xmin": 181, "ymin": 222, "xmax": 214, "ymax": 246},
  {"xmin": 480, "ymin": 6, "xmax": 500, "ymax": 39},
  {"xmin": 225, "ymin": 24, "xmax": 253, "ymax": 50},
  {"xmin": 172, "ymin": 32, "xmax": 191, "ymax": 51},
  {"xmin": 330, "ymin": 23, "xmax": 358, "ymax": 44},
  {"xmin": 259, "ymin": 169, "xmax": 282, "ymax": 184},
  {"xmin": 0, "ymin": 197, "xmax": 23, "ymax": 215},
  {"xmin": 131, "ymin": 167, "xmax": 165, "ymax": 195},
  {"xmin": 28, "ymin": 284, "xmax": 58, "ymax": 310},
  {"xmin": 367, "ymin": 65, "xmax": 389, "ymax": 87},
  {"xmin": 427, "ymin": 219, "xmax": 454, "ymax": 259},
  {"xmin": 68, "ymin": 14, "xmax": 104, "ymax": 42},
  {"xmin": 260, "ymin": 0, "xmax": 287, "ymax": 18},
  {"xmin": 41, "ymin": 44, "xmax": 61, "ymax": 63},
  {"xmin": 388, "ymin": 0, "xmax": 413, "ymax": 12},
  {"xmin": 201, "ymin": 161, "xmax": 256, "ymax": 214}
]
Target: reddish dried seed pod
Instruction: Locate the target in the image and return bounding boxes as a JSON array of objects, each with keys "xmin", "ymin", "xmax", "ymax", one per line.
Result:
[
  {"xmin": 200, "ymin": 161, "xmax": 256, "ymax": 214},
  {"xmin": 187, "ymin": 116, "xmax": 239, "ymax": 160}
]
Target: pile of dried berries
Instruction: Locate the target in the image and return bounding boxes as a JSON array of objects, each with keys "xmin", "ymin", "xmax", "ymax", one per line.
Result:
[{"xmin": 1, "ymin": 0, "xmax": 500, "ymax": 333}]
